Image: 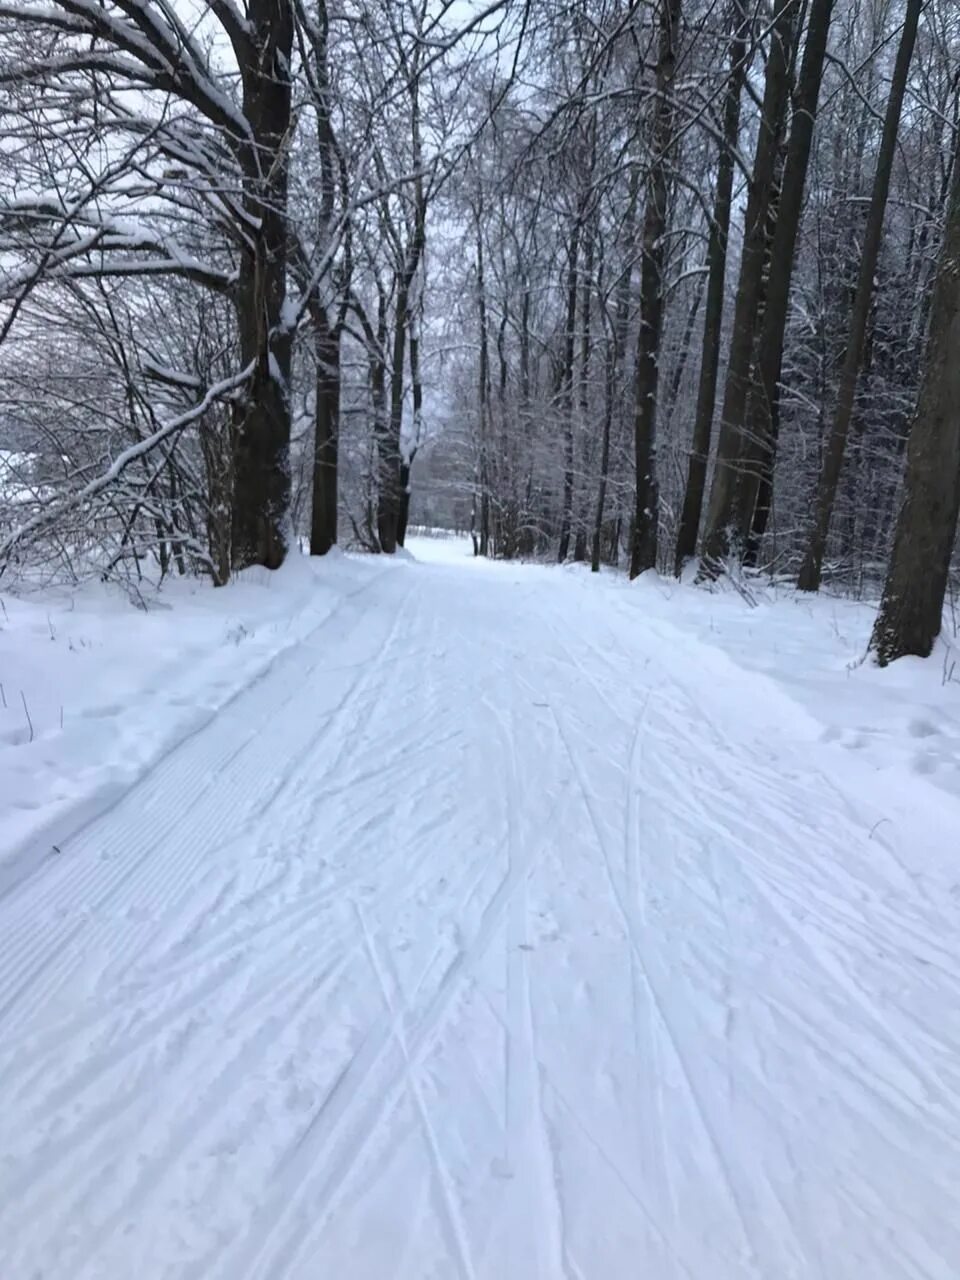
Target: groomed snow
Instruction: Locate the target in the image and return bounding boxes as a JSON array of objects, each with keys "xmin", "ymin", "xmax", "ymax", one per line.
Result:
[{"xmin": 1, "ymin": 538, "xmax": 959, "ymax": 1279}]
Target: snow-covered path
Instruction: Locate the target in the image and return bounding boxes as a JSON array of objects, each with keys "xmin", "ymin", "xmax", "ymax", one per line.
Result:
[{"xmin": 2, "ymin": 547, "xmax": 960, "ymax": 1280}]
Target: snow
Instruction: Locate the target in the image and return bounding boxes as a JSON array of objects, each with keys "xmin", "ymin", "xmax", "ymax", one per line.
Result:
[
  {"xmin": 0, "ymin": 551, "xmax": 387, "ymax": 887},
  {"xmin": 2, "ymin": 538, "xmax": 960, "ymax": 1279}
]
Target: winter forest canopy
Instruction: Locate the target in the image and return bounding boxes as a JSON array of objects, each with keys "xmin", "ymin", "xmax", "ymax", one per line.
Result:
[{"xmin": 1, "ymin": 0, "xmax": 959, "ymax": 665}]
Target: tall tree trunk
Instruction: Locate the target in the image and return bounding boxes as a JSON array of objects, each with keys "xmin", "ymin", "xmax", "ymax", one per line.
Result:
[
  {"xmin": 592, "ymin": 324, "xmax": 616, "ymax": 573},
  {"xmin": 231, "ymin": 0, "xmax": 295, "ymax": 571},
  {"xmin": 371, "ymin": 286, "xmax": 389, "ymax": 550},
  {"xmin": 310, "ymin": 311, "xmax": 339, "ymax": 555},
  {"xmin": 630, "ymin": 0, "xmax": 683, "ymax": 579},
  {"xmin": 397, "ymin": 311, "xmax": 422, "ymax": 548},
  {"xmin": 378, "ymin": 66, "xmax": 426, "ymax": 555},
  {"xmin": 593, "ymin": 171, "xmax": 639, "ymax": 573},
  {"xmin": 574, "ymin": 219, "xmax": 595, "ymax": 563},
  {"xmin": 698, "ymin": 0, "xmax": 799, "ymax": 574},
  {"xmin": 798, "ymin": 0, "xmax": 921, "ymax": 592},
  {"xmin": 379, "ymin": 282, "xmax": 409, "ymax": 555},
  {"xmin": 557, "ymin": 212, "xmax": 582, "ymax": 563},
  {"xmin": 732, "ymin": 0, "xmax": 836, "ymax": 558},
  {"xmin": 308, "ymin": 0, "xmax": 342, "ymax": 559},
  {"xmin": 870, "ymin": 127, "xmax": 960, "ymax": 665},
  {"xmin": 476, "ymin": 208, "xmax": 492, "ymax": 557},
  {"xmin": 674, "ymin": 0, "xmax": 748, "ymax": 574}
]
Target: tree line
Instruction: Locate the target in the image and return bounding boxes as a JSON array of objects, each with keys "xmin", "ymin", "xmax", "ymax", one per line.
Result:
[{"xmin": 1, "ymin": 0, "xmax": 958, "ymax": 666}]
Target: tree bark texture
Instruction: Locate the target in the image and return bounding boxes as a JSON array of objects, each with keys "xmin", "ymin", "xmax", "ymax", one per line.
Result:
[{"xmin": 231, "ymin": 0, "xmax": 295, "ymax": 571}]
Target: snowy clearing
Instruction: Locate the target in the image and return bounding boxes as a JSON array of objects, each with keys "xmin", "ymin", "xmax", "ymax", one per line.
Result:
[{"xmin": 2, "ymin": 540, "xmax": 960, "ymax": 1279}]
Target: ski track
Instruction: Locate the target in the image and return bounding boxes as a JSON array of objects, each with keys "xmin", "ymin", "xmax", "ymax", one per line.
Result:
[{"xmin": 2, "ymin": 553, "xmax": 960, "ymax": 1279}]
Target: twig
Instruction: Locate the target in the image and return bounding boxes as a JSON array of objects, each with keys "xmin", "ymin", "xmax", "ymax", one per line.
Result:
[{"xmin": 21, "ymin": 691, "xmax": 34, "ymax": 742}]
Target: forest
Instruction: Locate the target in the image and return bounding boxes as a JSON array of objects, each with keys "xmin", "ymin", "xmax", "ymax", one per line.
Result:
[{"xmin": 1, "ymin": 0, "xmax": 959, "ymax": 666}]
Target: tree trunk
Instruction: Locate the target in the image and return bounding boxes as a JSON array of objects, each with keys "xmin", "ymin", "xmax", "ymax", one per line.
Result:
[
  {"xmin": 674, "ymin": 0, "xmax": 748, "ymax": 575},
  {"xmin": 698, "ymin": 0, "xmax": 798, "ymax": 574},
  {"xmin": 231, "ymin": 0, "xmax": 295, "ymax": 571},
  {"xmin": 732, "ymin": 0, "xmax": 836, "ymax": 555},
  {"xmin": 371, "ymin": 287, "xmax": 389, "ymax": 551},
  {"xmin": 378, "ymin": 65, "xmax": 426, "ymax": 555},
  {"xmin": 798, "ymin": 0, "xmax": 921, "ymax": 592},
  {"xmin": 870, "ymin": 126, "xmax": 960, "ymax": 665},
  {"xmin": 398, "ymin": 313, "xmax": 422, "ymax": 549},
  {"xmin": 476, "ymin": 208, "xmax": 492, "ymax": 558},
  {"xmin": 593, "ymin": 172, "xmax": 639, "ymax": 573},
  {"xmin": 557, "ymin": 213, "xmax": 582, "ymax": 563},
  {"xmin": 308, "ymin": 0, "xmax": 342, "ymax": 559},
  {"xmin": 661, "ymin": 276, "xmax": 704, "ymax": 431},
  {"xmin": 592, "ymin": 329, "xmax": 616, "ymax": 573},
  {"xmin": 310, "ymin": 312, "xmax": 340, "ymax": 555},
  {"xmin": 574, "ymin": 219, "xmax": 595, "ymax": 564},
  {"xmin": 630, "ymin": 0, "xmax": 683, "ymax": 579},
  {"xmin": 378, "ymin": 279, "xmax": 410, "ymax": 555}
]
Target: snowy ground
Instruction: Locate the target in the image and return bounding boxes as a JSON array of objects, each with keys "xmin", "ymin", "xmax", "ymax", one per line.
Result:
[{"xmin": 2, "ymin": 537, "xmax": 960, "ymax": 1279}]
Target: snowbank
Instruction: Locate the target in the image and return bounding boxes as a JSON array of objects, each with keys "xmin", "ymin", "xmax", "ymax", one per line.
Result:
[{"xmin": 0, "ymin": 551, "xmax": 387, "ymax": 882}]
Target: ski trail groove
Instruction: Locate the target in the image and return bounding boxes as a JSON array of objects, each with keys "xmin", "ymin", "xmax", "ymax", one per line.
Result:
[
  {"xmin": 4, "ymin": 554, "xmax": 960, "ymax": 1280},
  {"xmin": 548, "ymin": 702, "xmax": 764, "ymax": 1278}
]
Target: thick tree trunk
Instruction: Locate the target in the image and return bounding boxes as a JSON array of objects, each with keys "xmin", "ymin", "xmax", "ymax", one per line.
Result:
[
  {"xmin": 731, "ymin": 0, "xmax": 836, "ymax": 555},
  {"xmin": 307, "ymin": 0, "xmax": 342, "ymax": 560},
  {"xmin": 870, "ymin": 128, "xmax": 960, "ymax": 666},
  {"xmin": 798, "ymin": 0, "xmax": 921, "ymax": 592},
  {"xmin": 674, "ymin": 0, "xmax": 748, "ymax": 575},
  {"xmin": 310, "ymin": 313, "xmax": 339, "ymax": 556},
  {"xmin": 698, "ymin": 0, "xmax": 798, "ymax": 574},
  {"xmin": 231, "ymin": 0, "xmax": 294, "ymax": 571},
  {"xmin": 630, "ymin": 0, "xmax": 683, "ymax": 579}
]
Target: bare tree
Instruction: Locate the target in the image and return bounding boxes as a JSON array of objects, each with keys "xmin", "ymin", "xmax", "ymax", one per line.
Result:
[
  {"xmin": 798, "ymin": 0, "xmax": 922, "ymax": 591},
  {"xmin": 631, "ymin": 0, "xmax": 683, "ymax": 577},
  {"xmin": 870, "ymin": 117, "xmax": 960, "ymax": 664}
]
